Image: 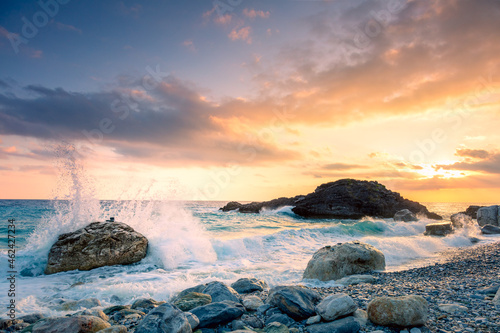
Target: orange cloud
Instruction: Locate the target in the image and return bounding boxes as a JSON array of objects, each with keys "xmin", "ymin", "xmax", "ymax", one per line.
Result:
[
  {"xmin": 228, "ymin": 26, "xmax": 252, "ymax": 44},
  {"xmin": 242, "ymin": 8, "xmax": 270, "ymax": 19}
]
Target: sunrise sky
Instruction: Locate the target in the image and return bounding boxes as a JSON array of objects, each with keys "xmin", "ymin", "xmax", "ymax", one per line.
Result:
[{"xmin": 0, "ymin": 0, "xmax": 499, "ymax": 202}]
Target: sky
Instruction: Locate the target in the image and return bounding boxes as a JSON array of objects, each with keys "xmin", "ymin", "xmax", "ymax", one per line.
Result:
[{"xmin": 0, "ymin": 0, "xmax": 499, "ymax": 202}]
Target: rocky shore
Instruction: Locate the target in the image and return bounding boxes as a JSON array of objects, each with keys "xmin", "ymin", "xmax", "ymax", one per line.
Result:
[{"xmin": 3, "ymin": 242, "xmax": 500, "ymax": 333}]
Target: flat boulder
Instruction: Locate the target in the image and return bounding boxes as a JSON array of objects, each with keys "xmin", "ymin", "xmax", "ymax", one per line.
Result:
[
  {"xmin": 190, "ymin": 301, "xmax": 245, "ymax": 328},
  {"xmin": 306, "ymin": 316, "xmax": 361, "ymax": 333},
  {"xmin": 367, "ymin": 295, "xmax": 428, "ymax": 327},
  {"xmin": 32, "ymin": 316, "xmax": 110, "ymax": 333},
  {"xmin": 424, "ymin": 222, "xmax": 453, "ymax": 236},
  {"xmin": 481, "ymin": 224, "xmax": 500, "ymax": 234},
  {"xmin": 231, "ymin": 277, "xmax": 268, "ymax": 294},
  {"xmin": 303, "ymin": 241, "xmax": 385, "ymax": 281},
  {"xmin": 315, "ymin": 293, "xmax": 357, "ymax": 322},
  {"xmin": 45, "ymin": 222, "xmax": 148, "ymax": 274},
  {"xmin": 134, "ymin": 303, "xmax": 191, "ymax": 333},
  {"xmin": 450, "ymin": 213, "xmax": 473, "ymax": 229},
  {"xmin": 266, "ymin": 286, "xmax": 322, "ymax": 320},
  {"xmin": 477, "ymin": 206, "xmax": 500, "ymax": 226},
  {"xmin": 394, "ymin": 209, "xmax": 418, "ymax": 222}
]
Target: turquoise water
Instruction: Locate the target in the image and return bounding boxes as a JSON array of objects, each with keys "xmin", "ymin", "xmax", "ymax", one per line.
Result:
[{"xmin": 0, "ymin": 198, "xmax": 497, "ymax": 318}]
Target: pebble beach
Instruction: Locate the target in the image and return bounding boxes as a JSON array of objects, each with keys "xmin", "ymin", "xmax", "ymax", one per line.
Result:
[{"xmin": 2, "ymin": 240, "xmax": 499, "ymax": 333}]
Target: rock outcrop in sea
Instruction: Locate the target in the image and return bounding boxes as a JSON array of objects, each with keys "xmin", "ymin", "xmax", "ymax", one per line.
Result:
[
  {"xmin": 45, "ymin": 221, "xmax": 148, "ymax": 274},
  {"xmin": 220, "ymin": 179, "xmax": 443, "ymax": 220}
]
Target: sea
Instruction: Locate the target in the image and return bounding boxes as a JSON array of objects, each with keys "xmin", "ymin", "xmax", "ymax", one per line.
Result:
[{"xmin": 0, "ymin": 171, "xmax": 498, "ymax": 318}]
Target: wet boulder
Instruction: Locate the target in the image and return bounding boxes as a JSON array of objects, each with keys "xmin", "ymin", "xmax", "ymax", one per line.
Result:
[
  {"xmin": 481, "ymin": 224, "xmax": 500, "ymax": 234},
  {"xmin": 303, "ymin": 241, "xmax": 385, "ymax": 281},
  {"xmin": 266, "ymin": 286, "xmax": 322, "ymax": 320},
  {"xmin": 45, "ymin": 222, "xmax": 148, "ymax": 274},
  {"xmin": 394, "ymin": 209, "xmax": 418, "ymax": 222},
  {"xmin": 477, "ymin": 205, "xmax": 500, "ymax": 226},
  {"xmin": 367, "ymin": 295, "xmax": 428, "ymax": 327},
  {"xmin": 424, "ymin": 222, "xmax": 453, "ymax": 236}
]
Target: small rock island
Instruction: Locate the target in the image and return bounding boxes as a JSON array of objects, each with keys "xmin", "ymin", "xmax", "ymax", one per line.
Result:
[{"xmin": 220, "ymin": 179, "xmax": 443, "ymax": 220}]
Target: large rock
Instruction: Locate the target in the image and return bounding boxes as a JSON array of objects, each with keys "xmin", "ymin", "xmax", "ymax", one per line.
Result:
[
  {"xmin": 45, "ymin": 222, "xmax": 148, "ymax": 274},
  {"xmin": 306, "ymin": 316, "xmax": 361, "ymax": 333},
  {"xmin": 135, "ymin": 303, "xmax": 191, "ymax": 333},
  {"xmin": 173, "ymin": 292, "xmax": 212, "ymax": 311},
  {"xmin": 424, "ymin": 222, "xmax": 453, "ymax": 236},
  {"xmin": 394, "ymin": 209, "xmax": 418, "ymax": 222},
  {"xmin": 202, "ymin": 281, "xmax": 240, "ymax": 303},
  {"xmin": 303, "ymin": 241, "xmax": 385, "ymax": 281},
  {"xmin": 291, "ymin": 179, "xmax": 442, "ymax": 220},
  {"xmin": 367, "ymin": 295, "xmax": 428, "ymax": 327},
  {"xmin": 32, "ymin": 316, "xmax": 110, "ymax": 333},
  {"xmin": 461, "ymin": 205, "xmax": 484, "ymax": 219},
  {"xmin": 477, "ymin": 206, "xmax": 500, "ymax": 226},
  {"xmin": 315, "ymin": 293, "xmax": 357, "ymax": 322},
  {"xmin": 190, "ymin": 301, "xmax": 245, "ymax": 328},
  {"xmin": 450, "ymin": 213, "xmax": 473, "ymax": 229},
  {"xmin": 266, "ymin": 286, "xmax": 322, "ymax": 320},
  {"xmin": 481, "ymin": 224, "xmax": 500, "ymax": 234},
  {"xmin": 231, "ymin": 277, "xmax": 268, "ymax": 294}
]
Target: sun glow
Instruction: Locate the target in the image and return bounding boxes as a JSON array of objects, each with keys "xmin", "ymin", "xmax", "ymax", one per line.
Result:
[{"xmin": 416, "ymin": 162, "xmax": 468, "ymax": 179}]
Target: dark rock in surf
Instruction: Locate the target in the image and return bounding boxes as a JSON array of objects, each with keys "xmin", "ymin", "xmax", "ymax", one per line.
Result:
[
  {"xmin": 394, "ymin": 209, "xmax": 418, "ymax": 222},
  {"xmin": 424, "ymin": 222, "xmax": 453, "ymax": 236},
  {"xmin": 45, "ymin": 222, "xmax": 148, "ymax": 274},
  {"xmin": 461, "ymin": 205, "xmax": 484, "ymax": 219}
]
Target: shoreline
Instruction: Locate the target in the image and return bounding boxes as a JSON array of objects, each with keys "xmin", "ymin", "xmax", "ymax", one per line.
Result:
[
  {"xmin": 3, "ymin": 241, "xmax": 499, "ymax": 332},
  {"xmin": 308, "ymin": 241, "xmax": 500, "ymax": 332}
]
